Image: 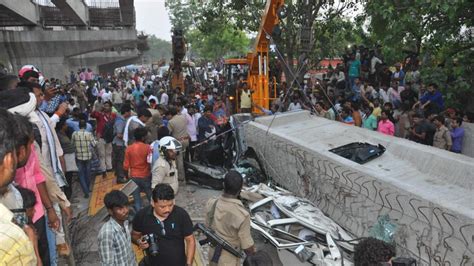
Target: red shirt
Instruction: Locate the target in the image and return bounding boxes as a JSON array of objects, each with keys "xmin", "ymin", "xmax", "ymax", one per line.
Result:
[
  {"xmin": 91, "ymin": 111, "xmax": 116, "ymax": 138},
  {"xmin": 123, "ymin": 141, "xmax": 151, "ymax": 178}
]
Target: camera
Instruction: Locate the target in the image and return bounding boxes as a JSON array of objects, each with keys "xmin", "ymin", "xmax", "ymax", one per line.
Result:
[{"xmin": 142, "ymin": 234, "xmax": 159, "ymax": 256}]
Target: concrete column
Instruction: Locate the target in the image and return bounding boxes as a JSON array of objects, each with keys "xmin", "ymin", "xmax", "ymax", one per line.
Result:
[
  {"xmin": 119, "ymin": 0, "xmax": 135, "ymax": 26},
  {"xmin": 0, "ymin": 0, "xmax": 39, "ymax": 26},
  {"xmin": 51, "ymin": 0, "xmax": 89, "ymax": 26}
]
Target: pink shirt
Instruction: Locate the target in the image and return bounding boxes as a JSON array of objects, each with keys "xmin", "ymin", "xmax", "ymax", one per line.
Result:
[
  {"xmin": 377, "ymin": 119, "xmax": 395, "ymax": 136},
  {"xmin": 14, "ymin": 145, "xmax": 45, "ymax": 223}
]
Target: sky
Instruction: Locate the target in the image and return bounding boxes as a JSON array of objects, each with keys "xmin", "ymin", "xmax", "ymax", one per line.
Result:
[{"xmin": 135, "ymin": 0, "xmax": 172, "ymax": 41}]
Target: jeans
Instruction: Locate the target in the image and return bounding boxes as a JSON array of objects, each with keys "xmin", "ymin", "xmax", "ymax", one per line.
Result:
[
  {"xmin": 34, "ymin": 216, "xmax": 50, "ymax": 266},
  {"xmin": 76, "ymin": 159, "xmax": 91, "ymax": 195},
  {"xmin": 45, "ymin": 213, "xmax": 57, "ymax": 266},
  {"xmin": 132, "ymin": 177, "xmax": 152, "ymax": 211},
  {"xmin": 112, "ymin": 144, "xmax": 126, "ymax": 180}
]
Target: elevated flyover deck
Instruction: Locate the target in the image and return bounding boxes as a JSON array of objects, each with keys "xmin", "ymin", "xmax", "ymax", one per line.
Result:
[
  {"xmin": 243, "ymin": 110, "xmax": 474, "ymax": 265},
  {"xmin": 0, "ymin": 0, "xmax": 141, "ymax": 76}
]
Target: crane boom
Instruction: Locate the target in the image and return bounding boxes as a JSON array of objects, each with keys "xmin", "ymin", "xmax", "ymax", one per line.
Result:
[
  {"xmin": 224, "ymin": 0, "xmax": 285, "ymax": 113},
  {"xmin": 248, "ymin": 0, "xmax": 285, "ymax": 112}
]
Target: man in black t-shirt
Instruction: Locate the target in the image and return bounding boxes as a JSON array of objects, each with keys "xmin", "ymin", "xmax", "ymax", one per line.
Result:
[
  {"xmin": 410, "ymin": 113, "xmax": 436, "ymax": 145},
  {"xmin": 132, "ymin": 184, "xmax": 195, "ymax": 266}
]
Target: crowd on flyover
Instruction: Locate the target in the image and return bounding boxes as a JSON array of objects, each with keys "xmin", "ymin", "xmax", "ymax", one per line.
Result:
[{"xmin": 270, "ymin": 45, "xmax": 467, "ymax": 153}]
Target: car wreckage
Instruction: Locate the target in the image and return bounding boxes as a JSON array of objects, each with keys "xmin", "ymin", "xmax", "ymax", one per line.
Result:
[
  {"xmin": 184, "ymin": 114, "xmax": 382, "ymax": 265},
  {"xmin": 241, "ymin": 184, "xmax": 357, "ymax": 266}
]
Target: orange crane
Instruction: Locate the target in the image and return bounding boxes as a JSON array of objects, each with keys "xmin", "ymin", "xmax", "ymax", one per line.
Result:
[{"xmin": 224, "ymin": 0, "xmax": 285, "ymax": 113}]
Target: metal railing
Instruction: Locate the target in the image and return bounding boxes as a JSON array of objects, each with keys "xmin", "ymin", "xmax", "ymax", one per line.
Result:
[
  {"xmin": 33, "ymin": 0, "xmax": 55, "ymax": 7},
  {"xmin": 85, "ymin": 0, "xmax": 120, "ymax": 8}
]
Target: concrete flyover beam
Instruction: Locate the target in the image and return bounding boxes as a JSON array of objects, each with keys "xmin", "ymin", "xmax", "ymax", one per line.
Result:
[
  {"xmin": 68, "ymin": 49, "xmax": 140, "ymax": 70},
  {"xmin": 51, "ymin": 0, "xmax": 89, "ymax": 26},
  {"xmin": 98, "ymin": 55, "xmax": 140, "ymax": 74},
  {"xmin": 119, "ymin": 0, "xmax": 134, "ymax": 26},
  {"xmin": 0, "ymin": 0, "xmax": 39, "ymax": 26},
  {"xmin": 244, "ymin": 111, "xmax": 474, "ymax": 265},
  {"xmin": 0, "ymin": 28, "xmax": 137, "ymax": 58},
  {"xmin": 0, "ymin": 28, "xmax": 137, "ymax": 78}
]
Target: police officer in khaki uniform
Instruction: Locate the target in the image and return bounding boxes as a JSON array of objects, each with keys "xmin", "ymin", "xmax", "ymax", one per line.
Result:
[
  {"xmin": 151, "ymin": 136, "xmax": 182, "ymax": 194},
  {"xmin": 205, "ymin": 170, "xmax": 255, "ymax": 266}
]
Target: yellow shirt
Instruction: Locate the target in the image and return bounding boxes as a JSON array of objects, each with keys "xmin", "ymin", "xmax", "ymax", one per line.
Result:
[
  {"xmin": 373, "ymin": 106, "xmax": 382, "ymax": 117},
  {"xmin": 0, "ymin": 203, "xmax": 37, "ymax": 265},
  {"xmin": 240, "ymin": 90, "xmax": 252, "ymax": 109}
]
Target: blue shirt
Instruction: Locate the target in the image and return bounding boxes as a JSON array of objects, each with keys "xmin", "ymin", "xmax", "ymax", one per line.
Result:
[
  {"xmin": 392, "ymin": 70, "xmax": 405, "ymax": 86},
  {"xmin": 420, "ymin": 91, "xmax": 444, "ymax": 110},
  {"xmin": 198, "ymin": 116, "xmax": 216, "ymax": 141},
  {"xmin": 450, "ymin": 127, "xmax": 464, "ymax": 152},
  {"xmin": 66, "ymin": 118, "xmax": 93, "ymax": 132},
  {"xmin": 348, "ymin": 60, "xmax": 361, "ymax": 77},
  {"xmin": 132, "ymin": 89, "xmax": 143, "ymax": 104},
  {"xmin": 112, "ymin": 115, "xmax": 126, "ymax": 146}
]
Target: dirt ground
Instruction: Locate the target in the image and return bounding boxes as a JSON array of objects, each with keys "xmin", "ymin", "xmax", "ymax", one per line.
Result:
[{"xmin": 65, "ymin": 177, "xmax": 282, "ymax": 266}]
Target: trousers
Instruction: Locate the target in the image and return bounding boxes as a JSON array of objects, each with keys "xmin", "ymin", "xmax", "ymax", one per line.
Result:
[
  {"xmin": 176, "ymin": 139, "xmax": 189, "ymax": 181},
  {"xmin": 132, "ymin": 177, "xmax": 152, "ymax": 211},
  {"xmin": 112, "ymin": 144, "xmax": 126, "ymax": 180},
  {"xmin": 97, "ymin": 138, "xmax": 113, "ymax": 172}
]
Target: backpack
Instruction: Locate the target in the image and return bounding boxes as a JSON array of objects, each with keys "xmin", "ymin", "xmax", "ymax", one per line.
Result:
[{"xmin": 103, "ymin": 116, "xmax": 115, "ymax": 143}]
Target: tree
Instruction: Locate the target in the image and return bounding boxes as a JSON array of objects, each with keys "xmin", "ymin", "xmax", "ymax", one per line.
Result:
[
  {"xmin": 362, "ymin": 0, "xmax": 474, "ymax": 112},
  {"xmin": 173, "ymin": 0, "xmax": 357, "ymax": 86},
  {"xmin": 186, "ymin": 22, "xmax": 250, "ymax": 60},
  {"xmin": 142, "ymin": 35, "xmax": 173, "ymax": 63}
]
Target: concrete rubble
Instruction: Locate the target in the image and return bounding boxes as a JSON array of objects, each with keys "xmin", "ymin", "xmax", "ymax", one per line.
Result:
[{"xmin": 242, "ymin": 110, "xmax": 474, "ymax": 265}]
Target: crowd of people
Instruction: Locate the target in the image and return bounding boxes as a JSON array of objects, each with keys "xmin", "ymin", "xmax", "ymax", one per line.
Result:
[
  {"xmin": 0, "ymin": 48, "xmax": 468, "ymax": 265},
  {"xmin": 268, "ymin": 45, "xmax": 467, "ymax": 153},
  {"xmin": 0, "ymin": 64, "xmax": 259, "ymax": 266}
]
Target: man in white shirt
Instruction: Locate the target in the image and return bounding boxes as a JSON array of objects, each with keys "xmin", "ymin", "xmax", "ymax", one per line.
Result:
[{"xmin": 159, "ymin": 89, "xmax": 169, "ymax": 105}]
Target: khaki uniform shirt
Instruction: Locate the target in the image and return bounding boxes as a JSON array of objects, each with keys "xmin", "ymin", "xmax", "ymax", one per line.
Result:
[
  {"xmin": 433, "ymin": 125, "xmax": 452, "ymax": 150},
  {"xmin": 151, "ymin": 156, "xmax": 179, "ymax": 194},
  {"xmin": 168, "ymin": 114, "xmax": 189, "ymax": 140},
  {"xmin": 205, "ymin": 196, "xmax": 254, "ymax": 266},
  {"xmin": 146, "ymin": 108, "xmax": 163, "ymax": 142}
]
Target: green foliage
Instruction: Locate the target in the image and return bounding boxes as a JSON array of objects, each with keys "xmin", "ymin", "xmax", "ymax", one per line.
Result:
[
  {"xmin": 164, "ymin": 0, "xmax": 473, "ymax": 110},
  {"xmin": 142, "ymin": 35, "xmax": 172, "ymax": 62},
  {"xmin": 186, "ymin": 22, "xmax": 250, "ymax": 60},
  {"xmin": 363, "ymin": 0, "xmax": 474, "ymax": 111}
]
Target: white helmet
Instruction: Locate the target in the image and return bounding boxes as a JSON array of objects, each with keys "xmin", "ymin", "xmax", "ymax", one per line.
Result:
[{"xmin": 159, "ymin": 136, "xmax": 182, "ymax": 152}]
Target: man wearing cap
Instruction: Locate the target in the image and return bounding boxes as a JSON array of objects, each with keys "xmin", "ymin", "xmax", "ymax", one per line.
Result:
[{"xmin": 392, "ymin": 63, "xmax": 405, "ymax": 86}]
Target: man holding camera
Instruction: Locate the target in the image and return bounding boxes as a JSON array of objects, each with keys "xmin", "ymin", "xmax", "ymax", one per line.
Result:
[{"xmin": 132, "ymin": 184, "xmax": 195, "ymax": 266}]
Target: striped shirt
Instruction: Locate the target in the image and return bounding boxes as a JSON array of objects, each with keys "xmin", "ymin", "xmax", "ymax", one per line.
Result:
[
  {"xmin": 71, "ymin": 129, "xmax": 96, "ymax": 161},
  {"xmin": 0, "ymin": 203, "xmax": 37, "ymax": 265},
  {"xmin": 98, "ymin": 218, "xmax": 136, "ymax": 266}
]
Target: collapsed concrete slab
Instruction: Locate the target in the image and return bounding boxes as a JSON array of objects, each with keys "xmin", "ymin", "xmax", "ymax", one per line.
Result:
[{"xmin": 243, "ymin": 110, "xmax": 474, "ymax": 265}]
